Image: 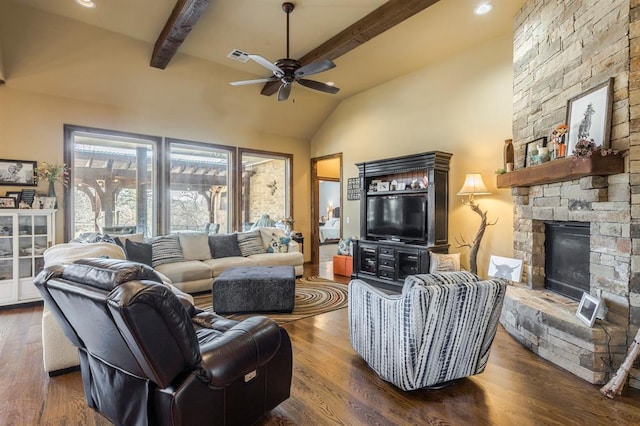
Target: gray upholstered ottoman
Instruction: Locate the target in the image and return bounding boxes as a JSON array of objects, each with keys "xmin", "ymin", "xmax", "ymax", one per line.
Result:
[{"xmin": 213, "ymin": 266, "xmax": 296, "ymax": 313}]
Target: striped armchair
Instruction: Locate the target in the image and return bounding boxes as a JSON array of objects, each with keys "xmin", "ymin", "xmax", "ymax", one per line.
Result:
[{"xmin": 348, "ymin": 272, "xmax": 507, "ymax": 391}]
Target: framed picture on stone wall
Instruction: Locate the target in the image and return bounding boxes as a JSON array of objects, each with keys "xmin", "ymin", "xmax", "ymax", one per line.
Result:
[
  {"xmin": 576, "ymin": 292, "xmax": 601, "ymax": 327},
  {"xmin": 565, "ymin": 78, "xmax": 614, "ymax": 157}
]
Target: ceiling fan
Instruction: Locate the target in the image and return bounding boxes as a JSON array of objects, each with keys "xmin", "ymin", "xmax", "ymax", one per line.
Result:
[{"xmin": 229, "ymin": 2, "xmax": 340, "ymax": 102}]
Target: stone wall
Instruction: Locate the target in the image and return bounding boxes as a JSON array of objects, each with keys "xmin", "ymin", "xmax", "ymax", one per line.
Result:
[
  {"xmin": 628, "ymin": 0, "xmax": 640, "ymax": 388},
  {"xmin": 506, "ymin": 0, "xmax": 640, "ymax": 385}
]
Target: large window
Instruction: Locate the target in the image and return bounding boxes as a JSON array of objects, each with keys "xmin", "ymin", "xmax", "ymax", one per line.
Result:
[
  {"xmin": 239, "ymin": 149, "xmax": 292, "ymax": 231},
  {"xmin": 167, "ymin": 140, "xmax": 234, "ymax": 234},
  {"xmin": 64, "ymin": 126, "xmax": 292, "ymax": 240},
  {"xmin": 64, "ymin": 126, "xmax": 160, "ymax": 240}
]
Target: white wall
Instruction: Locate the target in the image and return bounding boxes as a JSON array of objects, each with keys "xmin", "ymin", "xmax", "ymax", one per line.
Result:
[{"xmin": 311, "ymin": 35, "xmax": 515, "ymax": 276}]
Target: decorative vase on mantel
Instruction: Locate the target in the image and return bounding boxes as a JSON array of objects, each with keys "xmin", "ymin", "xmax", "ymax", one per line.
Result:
[{"xmin": 47, "ymin": 181, "xmax": 57, "ymax": 209}]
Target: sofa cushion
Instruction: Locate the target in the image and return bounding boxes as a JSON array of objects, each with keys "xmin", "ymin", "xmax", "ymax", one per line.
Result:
[
  {"xmin": 208, "ymin": 234, "xmax": 242, "ymax": 258},
  {"xmin": 250, "ymin": 252, "xmax": 303, "ymax": 268},
  {"xmin": 154, "ymin": 260, "xmax": 213, "ymax": 283},
  {"xmin": 237, "ymin": 230, "xmax": 266, "ymax": 256},
  {"xmin": 257, "ymin": 227, "xmax": 287, "ymax": 249},
  {"xmin": 266, "ymin": 234, "xmax": 290, "ymax": 253},
  {"xmin": 179, "ymin": 233, "xmax": 212, "ymax": 261},
  {"xmin": 125, "ymin": 240, "xmax": 153, "ymax": 266},
  {"xmin": 203, "ymin": 256, "xmax": 257, "ymax": 278},
  {"xmin": 151, "ymin": 234, "xmax": 183, "ymax": 267},
  {"xmin": 113, "ymin": 232, "xmax": 144, "ymax": 245}
]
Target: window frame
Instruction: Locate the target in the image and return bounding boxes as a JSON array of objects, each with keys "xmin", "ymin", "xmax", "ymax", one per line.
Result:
[
  {"xmin": 237, "ymin": 148, "xmax": 293, "ymax": 232},
  {"xmin": 164, "ymin": 138, "xmax": 236, "ymax": 234},
  {"xmin": 63, "ymin": 124, "xmax": 162, "ymax": 242},
  {"xmin": 63, "ymin": 125, "xmax": 294, "ymax": 241}
]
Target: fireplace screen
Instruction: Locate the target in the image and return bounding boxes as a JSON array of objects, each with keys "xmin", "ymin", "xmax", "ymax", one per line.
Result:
[{"xmin": 544, "ymin": 221, "xmax": 590, "ymax": 301}]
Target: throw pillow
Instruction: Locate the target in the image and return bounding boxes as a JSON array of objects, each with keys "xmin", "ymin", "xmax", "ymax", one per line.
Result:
[
  {"xmin": 178, "ymin": 233, "xmax": 212, "ymax": 261},
  {"xmin": 237, "ymin": 230, "xmax": 266, "ymax": 256},
  {"xmin": 125, "ymin": 240, "xmax": 153, "ymax": 266},
  {"xmin": 151, "ymin": 234, "xmax": 183, "ymax": 267},
  {"xmin": 429, "ymin": 252, "xmax": 461, "ymax": 273},
  {"xmin": 337, "ymin": 237, "xmax": 353, "ymax": 256},
  {"xmin": 96, "ymin": 234, "xmax": 118, "ymax": 244},
  {"xmin": 114, "ymin": 237, "xmax": 126, "ymax": 253},
  {"xmin": 266, "ymin": 233, "xmax": 290, "ymax": 253},
  {"xmin": 208, "ymin": 234, "xmax": 242, "ymax": 258},
  {"xmin": 114, "ymin": 233, "xmax": 144, "ymax": 246}
]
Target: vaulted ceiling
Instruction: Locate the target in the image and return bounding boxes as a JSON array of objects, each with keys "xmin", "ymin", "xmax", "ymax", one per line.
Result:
[{"xmin": 0, "ymin": 0, "xmax": 526, "ymax": 139}]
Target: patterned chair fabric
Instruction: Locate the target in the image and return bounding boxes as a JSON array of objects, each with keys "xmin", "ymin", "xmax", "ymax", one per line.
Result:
[{"xmin": 349, "ymin": 272, "xmax": 507, "ymax": 391}]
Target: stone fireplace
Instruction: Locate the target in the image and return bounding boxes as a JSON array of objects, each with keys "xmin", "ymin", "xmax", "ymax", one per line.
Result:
[
  {"xmin": 499, "ymin": 0, "xmax": 640, "ymax": 387},
  {"xmin": 499, "ymin": 174, "xmax": 629, "ymax": 384}
]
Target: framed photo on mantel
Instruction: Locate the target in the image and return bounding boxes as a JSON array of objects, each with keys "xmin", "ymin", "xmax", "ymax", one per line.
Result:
[{"xmin": 565, "ymin": 78, "xmax": 614, "ymax": 156}]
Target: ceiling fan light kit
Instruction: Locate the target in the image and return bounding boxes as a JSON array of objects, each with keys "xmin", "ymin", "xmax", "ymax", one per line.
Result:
[{"xmin": 229, "ymin": 2, "xmax": 340, "ymax": 101}]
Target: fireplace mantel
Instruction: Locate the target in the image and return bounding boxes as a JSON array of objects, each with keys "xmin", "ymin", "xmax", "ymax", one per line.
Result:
[{"xmin": 496, "ymin": 155, "xmax": 624, "ymax": 188}]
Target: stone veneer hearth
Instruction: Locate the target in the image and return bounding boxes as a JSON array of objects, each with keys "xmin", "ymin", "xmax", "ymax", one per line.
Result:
[
  {"xmin": 500, "ymin": 0, "xmax": 640, "ymax": 387},
  {"xmin": 500, "ymin": 176, "xmax": 630, "ymax": 383}
]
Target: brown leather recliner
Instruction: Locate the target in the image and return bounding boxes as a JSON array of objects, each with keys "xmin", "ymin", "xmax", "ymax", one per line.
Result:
[{"xmin": 35, "ymin": 258, "xmax": 292, "ymax": 425}]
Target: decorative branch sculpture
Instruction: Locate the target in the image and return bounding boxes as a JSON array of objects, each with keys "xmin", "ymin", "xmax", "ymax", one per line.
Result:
[{"xmin": 455, "ymin": 198, "xmax": 497, "ymax": 275}]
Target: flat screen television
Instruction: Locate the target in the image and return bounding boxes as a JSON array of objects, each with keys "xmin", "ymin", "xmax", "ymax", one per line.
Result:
[{"xmin": 366, "ymin": 194, "xmax": 426, "ymax": 242}]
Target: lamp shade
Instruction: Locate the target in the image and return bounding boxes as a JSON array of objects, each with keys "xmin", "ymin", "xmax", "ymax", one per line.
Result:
[{"xmin": 457, "ymin": 173, "xmax": 490, "ymax": 196}]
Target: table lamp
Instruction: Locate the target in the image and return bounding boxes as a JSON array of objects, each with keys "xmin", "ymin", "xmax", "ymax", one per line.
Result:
[{"xmin": 456, "ymin": 173, "xmax": 495, "ymax": 274}]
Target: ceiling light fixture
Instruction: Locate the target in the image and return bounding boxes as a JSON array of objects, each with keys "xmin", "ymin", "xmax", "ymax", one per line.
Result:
[
  {"xmin": 474, "ymin": 2, "xmax": 493, "ymax": 15},
  {"xmin": 75, "ymin": 0, "xmax": 96, "ymax": 9}
]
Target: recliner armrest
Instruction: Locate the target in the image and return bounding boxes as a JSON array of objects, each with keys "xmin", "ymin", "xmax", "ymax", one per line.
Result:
[{"xmin": 197, "ymin": 316, "xmax": 282, "ymax": 387}]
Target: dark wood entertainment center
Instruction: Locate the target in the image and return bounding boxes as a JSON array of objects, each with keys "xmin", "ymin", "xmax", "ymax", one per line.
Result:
[{"xmin": 352, "ymin": 151, "xmax": 452, "ymax": 289}]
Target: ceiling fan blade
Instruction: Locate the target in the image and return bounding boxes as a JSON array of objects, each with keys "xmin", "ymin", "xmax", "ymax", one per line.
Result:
[
  {"xmin": 278, "ymin": 83, "xmax": 292, "ymax": 102},
  {"xmin": 295, "ymin": 59, "xmax": 336, "ymax": 78},
  {"xmin": 230, "ymin": 77, "xmax": 279, "ymax": 86},
  {"xmin": 248, "ymin": 54, "xmax": 284, "ymax": 77},
  {"xmin": 298, "ymin": 79, "xmax": 340, "ymax": 94}
]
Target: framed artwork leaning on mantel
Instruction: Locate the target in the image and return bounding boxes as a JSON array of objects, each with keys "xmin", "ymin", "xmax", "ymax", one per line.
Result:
[{"xmin": 565, "ymin": 78, "xmax": 614, "ymax": 156}]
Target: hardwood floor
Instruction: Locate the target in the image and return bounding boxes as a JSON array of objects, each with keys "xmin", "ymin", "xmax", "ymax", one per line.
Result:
[{"xmin": 2, "ymin": 262, "xmax": 640, "ymax": 425}]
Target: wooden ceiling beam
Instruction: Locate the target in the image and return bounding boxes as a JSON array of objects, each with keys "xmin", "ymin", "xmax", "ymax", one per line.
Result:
[
  {"xmin": 261, "ymin": 0, "xmax": 440, "ymax": 96},
  {"xmin": 150, "ymin": 0, "xmax": 209, "ymax": 69}
]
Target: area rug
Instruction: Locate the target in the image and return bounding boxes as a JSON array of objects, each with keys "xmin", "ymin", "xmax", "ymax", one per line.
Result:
[{"xmin": 193, "ymin": 276, "xmax": 348, "ymax": 324}]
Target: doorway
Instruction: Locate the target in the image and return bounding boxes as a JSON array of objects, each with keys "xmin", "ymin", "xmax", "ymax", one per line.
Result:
[{"xmin": 310, "ymin": 154, "xmax": 342, "ymax": 264}]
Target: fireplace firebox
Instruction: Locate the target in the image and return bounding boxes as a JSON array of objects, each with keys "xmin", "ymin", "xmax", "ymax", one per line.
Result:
[{"xmin": 544, "ymin": 221, "xmax": 590, "ymax": 301}]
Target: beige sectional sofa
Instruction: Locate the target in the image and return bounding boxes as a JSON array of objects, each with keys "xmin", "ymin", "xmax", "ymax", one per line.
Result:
[
  {"xmin": 49, "ymin": 227, "xmax": 303, "ymax": 295},
  {"xmin": 40, "ymin": 226, "xmax": 303, "ymax": 374},
  {"xmin": 153, "ymin": 227, "xmax": 304, "ymax": 293}
]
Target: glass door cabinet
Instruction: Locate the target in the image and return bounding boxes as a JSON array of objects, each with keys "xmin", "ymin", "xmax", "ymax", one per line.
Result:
[{"xmin": 0, "ymin": 210, "xmax": 55, "ymax": 306}]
